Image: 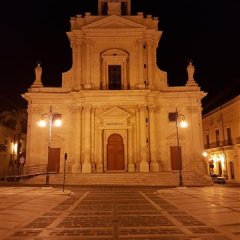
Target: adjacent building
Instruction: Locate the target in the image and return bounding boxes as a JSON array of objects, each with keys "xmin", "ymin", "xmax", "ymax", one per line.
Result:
[
  {"xmin": 0, "ymin": 125, "xmax": 26, "ymax": 179},
  {"xmin": 22, "ymin": 0, "xmax": 210, "ymax": 185},
  {"xmin": 202, "ymin": 95, "xmax": 240, "ymax": 183}
]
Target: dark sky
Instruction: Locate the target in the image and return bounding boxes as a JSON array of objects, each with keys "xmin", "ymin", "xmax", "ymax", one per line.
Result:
[{"xmin": 0, "ymin": 0, "xmax": 239, "ymax": 113}]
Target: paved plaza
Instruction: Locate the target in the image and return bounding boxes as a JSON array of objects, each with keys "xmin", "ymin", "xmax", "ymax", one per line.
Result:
[{"xmin": 0, "ymin": 184, "xmax": 239, "ymax": 240}]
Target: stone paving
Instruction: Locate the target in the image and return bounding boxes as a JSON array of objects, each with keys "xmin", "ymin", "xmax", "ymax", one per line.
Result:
[{"xmin": 0, "ymin": 185, "xmax": 239, "ymax": 240}]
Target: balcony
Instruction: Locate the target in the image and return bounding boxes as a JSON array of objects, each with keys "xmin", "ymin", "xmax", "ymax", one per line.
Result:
[
  {"xmin": 222, "ymin": 139, "xmax": 233, "ymax": 146},
  {"xmin": 204, "ymin": 139, "xmax": 233, "ymax": 149}
]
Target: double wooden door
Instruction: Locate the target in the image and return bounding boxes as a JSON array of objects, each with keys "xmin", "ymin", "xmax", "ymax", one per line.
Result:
[
  {"xmin": 48, "ymin": 148, "xmax": 60, "ymax": 173},
  {"xmin": 107, "ymin": 134, "xmax": 124, "ymax": 171}
]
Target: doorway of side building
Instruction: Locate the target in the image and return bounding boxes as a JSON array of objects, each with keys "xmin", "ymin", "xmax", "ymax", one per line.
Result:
[
  {"xmin": 48, "ymin": 148, "xmax": 60, "ymax": 173},
  {"xmin": 170, "ymin": 146, "xmax": 182, "ymax": 170},
  {"xmin": 107, "ymin": 134, "xmax": 124, "ymax": 171}
]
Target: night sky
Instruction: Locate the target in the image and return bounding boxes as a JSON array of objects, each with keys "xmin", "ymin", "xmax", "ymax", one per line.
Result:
[{"xmin": 0, "ymin": 0, "xmax": 239, "ymax": 113}]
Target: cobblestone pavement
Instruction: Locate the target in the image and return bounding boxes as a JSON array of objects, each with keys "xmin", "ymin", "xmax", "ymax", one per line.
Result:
[{"xmin": 0, "ymin": 185, "xmax": 239, "ymax": 240}]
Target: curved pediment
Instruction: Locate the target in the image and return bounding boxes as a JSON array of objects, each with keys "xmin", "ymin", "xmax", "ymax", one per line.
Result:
[
  {"xmin": 101, "ymin": 49, "xmax": 128, "ymax": 57},
  {"xmin": 82, "ymin": 15, "xmax": 146, "ymax": 30}
]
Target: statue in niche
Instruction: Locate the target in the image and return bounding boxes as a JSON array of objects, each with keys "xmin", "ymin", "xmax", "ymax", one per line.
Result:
[
  {"xmin": 35, "ymin": 62, "xmax": 42, "ymax": 81},
  {"xmin": 187, "ymin": 60, "xmax": 195, "ymax": 81}
]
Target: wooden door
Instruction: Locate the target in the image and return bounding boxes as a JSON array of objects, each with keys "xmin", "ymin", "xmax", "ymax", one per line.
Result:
[
  {"xmin": 48, "ymin": 148, "xmax": 60, "ymax": 173},
  {"xmin": 170, "ymin": 146, "xmax": 182, "ymax": 170},
  {"xmin": 107, "ymin": 134, "xmax": 124, "ymax": 170}
]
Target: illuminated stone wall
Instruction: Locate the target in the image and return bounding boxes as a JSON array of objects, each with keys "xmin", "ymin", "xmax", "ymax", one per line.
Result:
[
  {"xmin": 23, "ymin": 0, "xmax": 208, "ymax": 180},
  {"xmin": 203, "ymin": 96, "xmax": 240, "ymax": 183}
]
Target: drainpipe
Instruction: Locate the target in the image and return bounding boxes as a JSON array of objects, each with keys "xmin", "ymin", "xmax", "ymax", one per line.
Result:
[{"xmin": 220, "ymin": 106, "xmax": 228, "ymax": 180}]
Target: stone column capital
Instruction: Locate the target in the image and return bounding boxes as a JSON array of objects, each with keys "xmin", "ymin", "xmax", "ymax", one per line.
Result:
[
  {"xmin": 83, "ymin": 105, "xmax": 92, "ymax": 112},
  {"xmin": 148, "ymin": 105, "xmax": 156, "ymax": 112},
  {"xmin": 138, "ymin": 105, "xmax": 147, "ymax": 111}
]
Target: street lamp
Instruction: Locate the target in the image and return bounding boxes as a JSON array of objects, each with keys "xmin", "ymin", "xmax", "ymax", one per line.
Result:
[
  {"xmin": 38, "ymin": 106, "xmax": 62, "ymax": 186},
  {"xmin": 175, "ymin": 108, "xmax": 188, "ymax": 187}
]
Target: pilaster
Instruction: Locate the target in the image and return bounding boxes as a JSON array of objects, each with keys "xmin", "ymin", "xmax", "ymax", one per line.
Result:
[
  {"xmin": 148, "ymin": 105, "xmax": 159, "ymax": 172},
  {"xmin": 138, "ymin": 105, "xmax": 149, "ymax": 172},
  {"xmin": 147, "ymin": 40, "xmax": 153, "ymax": 87},
  {"xmin": 128, "ymin": 127, "xmax": 135, "ymax": 172},
  {"xmin": 137, "ymin": 40, "xmax": 145, "ymax": 89},
  {"xmin": 82, "ymin": 105, "xmax": 92, "ymax": 173}
]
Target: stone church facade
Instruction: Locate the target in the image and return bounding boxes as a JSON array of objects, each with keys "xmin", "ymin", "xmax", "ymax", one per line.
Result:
[{"xmin": 23, "ymin": 0, "xmax": 210, "ymax": 184}]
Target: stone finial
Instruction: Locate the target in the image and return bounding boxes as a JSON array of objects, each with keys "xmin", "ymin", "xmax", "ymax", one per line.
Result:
[
  {"xmin": 31, "ymin": 62, "xmax": 43, "ymax": 88},
  {"xmin": 186, "ymin": 60, "xmax": 198, "ymax": 86}
]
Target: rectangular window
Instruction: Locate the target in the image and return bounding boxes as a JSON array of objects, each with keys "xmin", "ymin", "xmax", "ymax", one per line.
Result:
[
  {"xmin": 168, "ymin": 112, "xmax": 177, "ymax": 122},
  {"xmin": 121, "ymin": 2, "xmax": 128, "ymax": 15},
  {"xmin": 108, "ymin": 65, "xmax": 121, "ymax": 90},
  {"xmin": 215, "ymin": 129, "xmax": 220, "ymax": 146},
  {"xmin": 101, "ymin": 2, "xmax": 108, "ymax": 15},
  {"xmin": 227, "ymin": 128, "xmax": 232, "ymax": 145},
  {"xmin": 206, "ymin": 134, "xmax": 210, "ymax": 147}
]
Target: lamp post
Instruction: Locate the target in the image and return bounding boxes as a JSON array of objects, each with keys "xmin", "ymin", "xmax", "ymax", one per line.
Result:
[
  {"xmin": 175, "ymin": 108, "xmax": 188, "ymax": 187},
  {"xmin": 38, "ymin": 106, "xmax": 62, "ymax": 186}
]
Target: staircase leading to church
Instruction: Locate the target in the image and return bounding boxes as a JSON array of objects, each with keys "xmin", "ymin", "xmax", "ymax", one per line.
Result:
[{"xmin": 22, "ymin": 171, "xmax": 213, "ymax": 186}]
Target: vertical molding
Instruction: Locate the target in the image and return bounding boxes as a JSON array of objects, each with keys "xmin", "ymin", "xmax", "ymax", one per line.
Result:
[
  {"xmin": 147, "ymin": 40, "xmax": 153, "ymax": 87},
  {"xmin": 137, "ymin": 40, "xmax": 145, "ymax": 89},
  {"xmin": 82, "ymin": 105, "xmax": 92, "ymax": 173},
  {"xmin": 127, "ymin": 127, "xmax": 135, "ymax": 172},
  {"xmin": 138, "ymin": 105, "xmax": 149, "ymax": 172},
  {"xmin": 148, "ymin": 105, "xmax": 159, "ymax": 172},
  {"xmin": 77, "ymin": 40, "xmax": 83, "ymax": 89}
]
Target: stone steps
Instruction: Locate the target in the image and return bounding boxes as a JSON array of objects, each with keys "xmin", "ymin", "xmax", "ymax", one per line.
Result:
[{"xmin": 22, "ymin": 171, "xmax": 213, "ymax": 186}]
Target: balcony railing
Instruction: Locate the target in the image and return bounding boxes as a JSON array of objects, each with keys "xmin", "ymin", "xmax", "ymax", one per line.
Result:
[
  {"xmin": 204, "ymin": 139, "xmax": 234, "ymax": 149},
  {"xmin": 5, "ymin": 164, "xmax": 48, "ymax": 181}
]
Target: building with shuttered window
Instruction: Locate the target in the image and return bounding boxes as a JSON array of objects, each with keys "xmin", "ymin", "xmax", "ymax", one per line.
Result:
[{"xmin": 202, "ymin": 95, "xmax": 240, "ymax": 183}]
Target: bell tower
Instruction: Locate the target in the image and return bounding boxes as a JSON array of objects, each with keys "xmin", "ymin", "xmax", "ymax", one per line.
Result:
[{"xmin": 98, "ymin": 0, "xmax": 131, "ymax": 16}]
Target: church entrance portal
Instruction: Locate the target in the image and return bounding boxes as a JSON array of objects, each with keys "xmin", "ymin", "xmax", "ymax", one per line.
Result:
[{"xmin": 107, "ymin": 134, "xmax": 124, "ymax": 171}]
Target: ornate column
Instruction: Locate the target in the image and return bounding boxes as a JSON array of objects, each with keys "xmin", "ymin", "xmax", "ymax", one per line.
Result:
[
  {"xmin": 84, "ymin": 40, "xmax": 93, "ymax": 89},
  {"xmin": 97, "ymin": 128, "xmax": 103, "ymax": 172},
  {"xmin": 128, "ymin": 126, "xmax": 135, "ymax": 172},
  {"xmin": 72, "ymin": 106, "xmax": 82, "ymax": 173},
  {"xmin": 139, "ymin": 105, "xmax": 149, "ymax": 172},
  {"xmin": 102, "ymin": 60, "xmax": 107, "ymax": 89},
  {"xmin": 148, "ymin": 105, "xmax": 159, "ymax": 172},
  {"xmin": 147, "ymin": 40, "xmax": 153, "ymax": 87},
  {"xmin": 123, "ymin": 61, "xmax": 128, "ymax": 89},
  {"xmin": 76, "ymin": 40, "xmax": 83, "ymax": 89},
  {"xmin": 137, "ymin": 40, "xmax": 145, "ymax": 89},
  {"xmin": 152, "ymin": 41, "xmax": 158, "ymax": 86},
  {"xmin": 71, "ymin": 40, "xmax": 78, "ymax": 90},
  {"xmin": 82, "ymin": 105, "xmax": 92, "ymax": 173}
]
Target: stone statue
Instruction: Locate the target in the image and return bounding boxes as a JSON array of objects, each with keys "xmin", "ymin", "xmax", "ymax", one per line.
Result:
[
  {"xmin": 35, "ymin": 63, "xmax": 42, "ymax": 81},
  {"xmin": 187, "ymin": 60, "xmax": 195, "ymax": 81}
]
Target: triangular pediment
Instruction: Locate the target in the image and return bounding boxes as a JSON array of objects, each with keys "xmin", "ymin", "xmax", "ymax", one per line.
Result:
[
  {"xmin": 167, "ymin": 132, "xmax": 185, "ymax": 141},
  {"xmin": 100, "ymin": 107, "xmax": 130, "ymax": 119},
  {"xmin": 82, "ymin": 15, "xmax": 146, "ymax": 30}
]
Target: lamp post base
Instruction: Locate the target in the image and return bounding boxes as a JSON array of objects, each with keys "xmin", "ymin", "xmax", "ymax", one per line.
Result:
[
  {"xmin": 179, "ymin": 170, "xmax": 183, "ymax": 186},
  {"xmin": 45, "ymin": 175, "xmax": 50, "ymax": 186}
]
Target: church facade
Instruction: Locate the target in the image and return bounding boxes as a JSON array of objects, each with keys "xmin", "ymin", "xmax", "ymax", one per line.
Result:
[{"xmin": 23, "ymin": 0, "xmax": 209, "ymax": 184}]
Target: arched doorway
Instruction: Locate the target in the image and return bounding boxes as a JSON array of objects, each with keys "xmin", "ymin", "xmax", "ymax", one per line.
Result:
[{"xmin": 107, "ymin": 134, "xmax": 124, "ymax": 171}]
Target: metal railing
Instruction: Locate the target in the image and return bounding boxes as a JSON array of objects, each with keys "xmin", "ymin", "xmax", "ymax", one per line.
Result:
[
  {"xmin": 5, "ymin": 164, "xmax": 48, "ymax": 181},
  {"xmin": 204, "ymin": 139, "xmax": 234, "ymax": 149}
]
